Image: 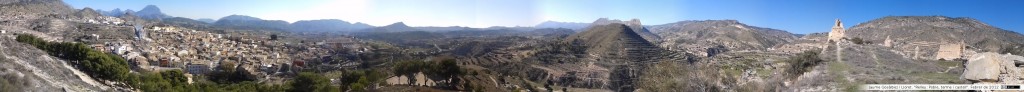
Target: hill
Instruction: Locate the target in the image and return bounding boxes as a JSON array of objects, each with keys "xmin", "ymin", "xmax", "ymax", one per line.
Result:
[
  {"xmin": 0, "ymin": 0, "xmax": 74, "ymax": 19},
  {"xmin": 587, "ymin": 18, "xmax": 662, "ymax": 44},
  {"xmin": 846, "ymin": 16, "xmax": 1024, "ymax": 52},
  {"xmin": 362, "ymin": 22, "xmax": 422, "ymax": 32},
  {"xmin": 649, "ymin": 20, "xmax": 797, "ymax": 56}
]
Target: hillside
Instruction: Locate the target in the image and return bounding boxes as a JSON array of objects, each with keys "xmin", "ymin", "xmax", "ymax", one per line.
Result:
[
  {"xmin": 649, "ymin": 20, "xmax": 797, "ymax": 57},
  {"xmin": 565, "ymin": 23, "xmax": 668, "ymax": 62},
  {"xmin": 0, "ymin": 33, "xmax": 113, "ymax": 92},
  {"xmin": 0, "ymin": 0, "xmax": 74, "ymax": 19},
  {"xmin": 846, "ymin": 16, "xmax": 1024, "ymax": 52},
  {"xmin": 587, "ymin": 18, "xmax": 662, "ymax": 44},
  {"xmin": 74, "ymin": 7, "xmax": 102, "ymax": 19}
]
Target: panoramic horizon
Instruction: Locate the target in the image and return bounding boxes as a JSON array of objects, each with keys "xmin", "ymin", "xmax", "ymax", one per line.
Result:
[
  {"xmin": 66, "ymin": 0, "xmax": 1024, "ymax": 34},
  {"xmin": 6, "ymin": 0, "xmax": 1024, "ymax": 91}
]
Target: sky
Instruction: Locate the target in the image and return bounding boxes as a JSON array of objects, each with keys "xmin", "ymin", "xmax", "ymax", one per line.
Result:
[{"xmin": 66, "ymin": 0, "xmax": 1024, "ymax": 34}]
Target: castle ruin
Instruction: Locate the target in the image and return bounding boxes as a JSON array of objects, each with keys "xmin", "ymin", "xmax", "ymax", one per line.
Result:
[
  {"xmin": 936, "ymin": 40, "xmax": 965, "ymax": 60},
  {"xmin": 827, "ymin": 19, "xmax": 845, "ymax": 42}
]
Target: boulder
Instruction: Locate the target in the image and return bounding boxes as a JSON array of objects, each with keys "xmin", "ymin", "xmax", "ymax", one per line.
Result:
[{"xmin": 963, "ymin": 53, "xmax": 1003, "ymax": 82}]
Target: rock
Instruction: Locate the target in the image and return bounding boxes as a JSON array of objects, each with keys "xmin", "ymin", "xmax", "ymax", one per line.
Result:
[
  {"xmin": 964, "ymin": 53, "xmax": 1009, "ymax": 82},
  {"xmin": 385, "ymin": 75, "xmax": 409, "ymax": 85}
]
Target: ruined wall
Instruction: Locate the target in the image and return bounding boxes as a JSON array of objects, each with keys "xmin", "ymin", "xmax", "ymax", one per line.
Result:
[{"xmin": 935, "ymin": 41, "xmax": 964, "ymax": 60}]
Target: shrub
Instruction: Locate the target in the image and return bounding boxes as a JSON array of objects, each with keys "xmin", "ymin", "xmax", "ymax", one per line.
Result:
[
  {"xmin": 292, "ymin": 72, "xmax": 339, "ymax": 92},
  {"xmin": 784, "ymin": 49, "xmax": 825, "ymax": 79}
]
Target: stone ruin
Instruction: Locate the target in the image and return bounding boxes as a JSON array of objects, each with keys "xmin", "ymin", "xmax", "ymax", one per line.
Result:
[
  {"xmin": 936, "ymin": 40, "xmax": 965, "ymax": 60},
  {"xmin": 827, "ymin": 19, "xmax": 845, "ymax": 42}
]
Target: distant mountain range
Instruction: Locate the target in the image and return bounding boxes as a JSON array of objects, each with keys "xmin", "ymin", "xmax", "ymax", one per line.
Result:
[
  {"xmin": 209, "ymin": 15, "xmax": 378, "ymax": 32},
  {"xmin": 75, "ymin": 7, "xmax": 102, "ymax": 19},
  {"xmin": 291, "ymin": 19, "xmax": 373, "ymax": 32},
  {"xmin": 96, "ymin": 5, "xmax": 169, "ymax": 21},
  {"xmin": 213, "ymin": 15, "xmax": 291, "ymax": 31},
  {"xmin": 534, "ymin": 21, "xmax": 589, "ymax": 30},
  {"xmin": 196, "ymin": 18, "xmax": 216, "ymax": 23}
]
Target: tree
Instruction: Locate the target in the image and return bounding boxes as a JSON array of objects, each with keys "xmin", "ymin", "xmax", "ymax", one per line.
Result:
[
  {"xmin": 291, "ymin": 72, "xmax": 339, "ymax": 92},
  {"xmin": 784, "ymin": 49, "xmax": 824, "ymax": 79},
  {"xmin": 270, "ymin": 34, "xmax": 279, "ymax": 40},
  {"xmin": 161, "ymin": 70, "xmax": 188, "ymax": 86}
]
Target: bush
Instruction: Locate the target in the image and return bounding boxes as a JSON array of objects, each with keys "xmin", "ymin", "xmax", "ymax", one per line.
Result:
[
  {"xmin": 784, "ymin": 49, "xmax": 825, "ymax": 79},
  {"xmin": 292, "ymin": 72, "xmax": 339, "ymax": 92},
  {"xmin": 207, "ymin": 62, "xmax": 257, "ymax": 83},
  {"xmin": 339, "ymin": 70, "xmax": 385, "ymax": 91},
  {"xmin": 270, "ymin": 34, "xmax": 279, "ymax": 40},
  {"xmin": 1000, "ymin": 44, "xmax": 1024, "ymax": 55},
  {"xmin": 849, "ymin": 37, "xmax": 872, "ymax": 44}
]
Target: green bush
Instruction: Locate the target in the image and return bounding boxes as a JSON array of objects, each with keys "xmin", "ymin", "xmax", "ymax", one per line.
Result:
[
  {"xmin": 292, "ymin": 72, "xmax": 339, "ymax": 92},
  {"xmin": 785, "ymin": 49, "xmax": 825, "ymax": 79}
]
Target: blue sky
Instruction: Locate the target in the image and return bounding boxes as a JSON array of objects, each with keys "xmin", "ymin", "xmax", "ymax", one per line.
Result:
[{"xmin": 66, "ymin": 0, "xmax": 1024, "ymax": 34}]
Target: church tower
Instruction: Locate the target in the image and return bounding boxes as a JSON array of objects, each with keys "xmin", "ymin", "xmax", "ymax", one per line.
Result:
[{"xmin": 828, "ymin": 19, "xmax": 846, "ymax": 42}]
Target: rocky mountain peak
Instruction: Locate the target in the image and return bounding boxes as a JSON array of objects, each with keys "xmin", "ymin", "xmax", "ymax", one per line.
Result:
[
  {"xmin": 139, "ymin": 5, "xmax": 161, "ymax": 13},
  {"xmin": 134, "ymin": 5, "xmax": 170, "ymax": 20},
  {"xmin": 385, "ymin": 22, "xmax": 409, "ymax": 28},
  {"xmin": 628, "ymin": 18, "xmax": 642, "ymax": 26}
]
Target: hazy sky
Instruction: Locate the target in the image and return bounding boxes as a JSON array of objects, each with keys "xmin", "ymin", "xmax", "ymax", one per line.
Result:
[{"xmin": 66, "ymin": 0, "xmax": 1024, "ymax": 34}]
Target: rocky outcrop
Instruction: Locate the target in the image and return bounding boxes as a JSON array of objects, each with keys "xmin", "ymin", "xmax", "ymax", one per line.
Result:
[{"xmin": 963, "ymin": 52, "xmax": 1024, "ymax": 83}]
